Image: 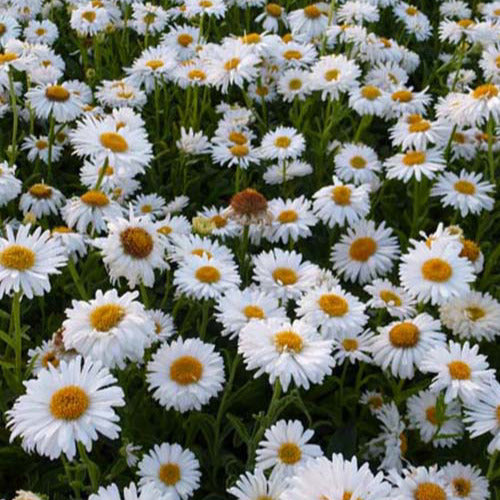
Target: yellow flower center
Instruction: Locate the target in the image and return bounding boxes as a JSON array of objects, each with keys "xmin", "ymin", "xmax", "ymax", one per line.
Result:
[
  {"xmin": 331, "ymin": 185, "xmax": 351, "ymax": 205},
  {"xmin": 140, "ymin": 204, "xmax": 153, "ymax": 213},
  {"xmin": 242, "ymin": 33, "xmax": 261, "ymax": 44},
  {"xmin": 368, "ymin": 395, "xmax": 383, "ymax": 409},
  {"xmin": 278, "ymin": 209, "xmax": 298, "ymax": 223},
  {"xmin": 42, "ymin": 351, "xmax": 60, "ymax": 368},
  {"xmin": 0, "ymin": 52, "xmax": 18, "ymax": 65},
  {"xmin": 361, "ymin": 85, "xmax": 381, "ymax": 100},
  {"xmin": 195, "ymin": 265, "xmax": 220, "ymax": 283},
  {"xmin": 50, "ymin": 385, "xmax": 89, "ymax": 420},
  {"xmin": 304, "ymin": 5, "xmax": 321, "ymax": 18},
  {"xmin": 159, "ymin": 463, "xmax": 181, "ymax": 485},
  {"xmin": 325, "ymin": 69, "xmax": 340, "ymax": 81},
  {"xmin": 243, "ymin": 305, "xmax": 265, "ymax": 319},
  {"xmin": 421, "ymin": 258, "xmax": 452, "ymax": 282},
  {"xmin": 229, "ymin": 131, "xmax": 247, "ymax": 145},
  {"xmin": 318, "ymin": 294, "xmax": 348, "ymax": 317},
  {"xmin": 35, "ymin": 139, "xmax": 48, "ymax": 150},
  {"xmin": 452, "ymin": 478, "xmax": 471, "ymax": 497},
  {"xmin": 460, "ymin": 239, "xmax": 480, "ymax": 262},
  {"xmin": 188, "ymin": 68, "xmax": 206, "ymax": 81},
  {"xmin": 199, "ymin": 0, "xmax": 213, "ymax": 7},
  {"xmin": 349, "ymin": 237, "xmax": 377, "ymax": 261},
  {"xmin": 177, "ymin": 33, "xmax": 193, "ymax": 47},
  {"xmin": 224, "ymin": 58, "xmax": 240, "ymax": 71},
  {"xmin": 143, "ymin": 12, "xmax": 156, "ymax": 23},
  {"xmin": 191, "ymin": 249, "xmax": 212, "ymax": 258},
  {"xmin": 211, "ymin": 214, "xmax": 227, "ymax": 228},
  {"xmin": 82, "ymin": 10, "xmax": 97, "ymax": 22},
  {"xmin": 170, "ymin": 355, "xmax": 203, "ymax": 385},
  {"xmin": 278, "ymin": 442, "xmax": 302, "ymax": 464},
  {"xmin": 288, "ymin": 78, "xmax": 302, "ymax": 90},
  {"xmin": 389, "ymin": 322, "xmax": 419, "ymax": 348},
  {"xmin": 52, "ymin": 226, "xmax": 72, "ymax": 233},
  {"xmin": 45, "ymin": 85, "xmax": 70, "ymax": 102},
  {"xmin": 282, "ymin": 33, "xmax": 293, "ymax": 43},
  {"xmin": 120, "ymin": 227, "xmax": 154, "ymax": 259},
  {"xmin": 400, "ymin": 432, "xmax": 408, "ymax": 455},
  {"xmin": 453, "ymin": 180, "xmax": 476, "ymax": 195},
  {"xmin": 406, "ymin": 6, "xmax": 418, "ymax": 15},
  {"xmin": 448, "ymin": 360, "xmax": 471, "ymax": 380},
  {"xmin": 342, "ymin": 339, "xmax": 358, "ymax": 351},
  {"xmin": 99, "ymin": 132, "xmax": 128, "ymax": 153},
  {"xmin": 284, "ymin": 50, "xmax": 302, "ymax": 60},
  {"xmin": 379, "ymin": 290, "xmax": 402, "ymax": 306},
  {"xmin": 472, "ymin": 83, "xmax": 498, "ymax": 99},
  {"xmin": 0, "ymin": 245, "xmax": 36, "ymax": 271},
  {"xmin": 426, "ymin": 406, "xmax": 438, "ymax": 425},
  {"xmin": 349, "ymin": 155, "xmax": 366, "ymax": 169},
  {"xmin": 392, "ymin": 90, "xmax": 413, "ymax": 102},
  {"xmin": 29, "ymin": 183, "xmax": 52, "ymax": 199},
  {"xmin": 272, "ymin": 267, "xmax": 297, "ymax": 285},
  {"xmin": 256, "ymin": 86, "xmax": 269, "ymax": 97},
  {"xmin": 80, "ymin": 190, "xmax": 109, "ymax": 207},
  {"xmin": 458, "ymin": 18, "xmax": 474, "ymax": 28},
  {"xmin": 0, "ymin": 23, "xmax": 5, "ymax": 35},
  {"xmin": 409, "ymin": 120, "xmax": 431, "ymax": 133},
  {"xmin": 402, "ymin": 151, "xmax": 426, "ymax": 166},
  {"xmin": 275, "ymin": 330, "xmax": 303, "ymax": 353},
  {"xmin": 415, "ymin": 482, "xmax": 446, "ymax": 500},
  {"xmin": 146, "ymin": 59, "xmax": 164, "ymax": 70},
  {"xmin": 90, "ymin": 304, "xmax": 125, "ymax": 332},
  {"xmin": 266, "ymin": 3, "xmax": 282, "ymax": 17},
  {"xmin": 465, "ymin": 306, "xmax": 485, "ymax": 321},
  {"xmin": 230, "ymin": 144, "xmax": 249, "ymax": 157},
  {"xmin": 158, "ymin": 225, "xmax": 172, "ymax": 235},
  {"xmin": 274, "ymin": 136, "xmax": 292, "ymax": 148}
]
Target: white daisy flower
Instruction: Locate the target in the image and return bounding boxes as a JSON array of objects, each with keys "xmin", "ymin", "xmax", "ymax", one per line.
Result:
[
  {"xmin": 442, "ymin": 461, "xmax": 490, "ymax": 500},
  {"xmin": 421, "ymin": 341, "xmax": 495, "ymax": 403},
  {"xmin": 70, "ymin": 3, "xmax": 110, "ymax": 35},
  {"xmin": 390, "ymin": 465, "xmax": 453, "ymax": 500},
  {"xmin": 259, "ymin": 126, "xmax": 306, "ymax": 161},
  {"xmin": 176, "ymin": 127, "xmax": 211, "ymax": 155},
  {"xmin": 255, "ymin": 419, "xmax": 323, "ymax": 478},
  {"xmin": 7, "ymin": 356, "xmax": 125, "ymax": 460},
  {"xmin": 288, "ymin": 4, "xmax": 329, "ymax": 40},
  {"xmin": 133, "ymin": 193, "xmax": 166, "ymax": 220},
  {"xmin": 89, "ymin": 482, "xmax": 170, "ymax": 500},
  {"xmin": 147, "ymin": 338, "xmax": 225, "ymax": 412},
  {"xmin": 348, "ymin": 84, "xmax": 388, "ymax": 117},
  {"xmin": 255, "ymin": 3, "xmax": 288, "ymax": 33},
  {"xmin": 0, "ymin": 161, "xmax": 22, "ymax": 207},
  {"xmin": 197, "ymin": 205, "xmax": 240, "ymax": 239},
  {"xmin": 384, "ymin": 148, "xmax": 445, "ymax": 182},
  {"xmin": 23, "ymin": 20, "xmax": 59, "ymax": 45},
  {"xmin": 364, "ymin": 279, "xmax": 417, "ymax": 319},
  {"xmin": 228, "ymin": 469, "xmax": 286, "ymax": 500},
  {"xmin": 332, "ymin": 328, "xmax": 374, "ymax": 365},
  {"xmin": 51, "ymin": 226, "xmax": 88, "ymax": 260},
  {"xmin": 156, "ymin": 215, "xmax": 192, "ymax": 243},
  {"xmin": 238, "ymin": 318, "xmax": 335, "ymax": 391},
  {"xmin": 168, "ymin": 234, "xmax": 234, "ymax": 264},
  {"xmin": 137, "ymin": 442, "xmax": 201, "ymax": 499},
  {"xmin": 334, "ymin": 143, "xmax": 382, "ymax": 188},
  {"xmin": 263, "ymin": 160, "xmax": 313, "ymax": 185},
  {"xmin": 148, "ymin": 309, "xmax": 176, "ymax": 343},
  {"xmin": 19, "ymin": 183, "xmax": 65, "ymax": 218},
  {"xmin": 390, "ymin": 114, "xmax": 450, "ymax": 151}
]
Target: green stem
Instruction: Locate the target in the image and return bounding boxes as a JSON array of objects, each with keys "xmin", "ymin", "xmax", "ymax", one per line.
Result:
[
  {"xmin": 68, "ymin": 258, "xmax": 89, "ymax": 300},
  {"xmin": 139, "ymin": 281, "xmax": 150, "ymax": 309},
  {"xmin": 77, "ymin": 441, "xmax": 99, "ymax": 493},
  {"xmin": 199, "ymin": 300, "xmax": 210, "ymax": 339}
]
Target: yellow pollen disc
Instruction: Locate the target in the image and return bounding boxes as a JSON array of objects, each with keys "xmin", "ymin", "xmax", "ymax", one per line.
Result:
[
  {"xmin": 50, "ymin": 386, "xmax": 89, "ymax": 420},
  {"xmin": 120, "ymin": 227, "xmax": 154, "ymax": 259},
  {"xmin": 278, "ymin": 209, "xmax": 298, "ymax": 223},
  {"xmin": 379, "ymin": 290, "xmax": 402, "ymax": 306},
  {"xmin": 288, "ymin": 78, "xmax": 302, "ymax": 90},
  {"xmin": 457, "ymin": 18, "xmax": 474, "ymax": 28},
  {"xmin": 400, "ymin": 432, "xmax": 408, "ymax": 455},
  {"xmin": 454, "ymin": 180, "xmax": 476, "ymax": 195},
  {"xmin": 52, "ymin": 226, "xmax": 72, "ymax": 233},
  {"xmin": 191, "ymin": 249, "xmax": 212, "ymax": 258},
  {"xmin": 80, "ymin": 190, "xmax": 109, "ymax": 207},
  {"xmin": 389, "ymin": 322, "xmax": 419, "ymax": 348},
  {"xmin": 224, "ymin": 57, "xmax": 240, "ymax": 71},
  {"xmin": 0, "ymin": 23, "xmax": 5, "ymax": 35},
  {"xmin": 35, "ymin": 139, "xmax": 48, "ymax": 150},
  {"xmin": 99, "ymin": 165, "xmax": 114, "ymax": 176},
  {"xmin": 242, "ymin": 33, "xmax": 260, "ymax": 44},
  {"xmin": 274, "ymin": 136, "xmax": 291, "ymax": 148},
  {"xmin": 195, "ymin": 265, "xmax": 220, "ymax": 283},
  {"xmin": 407, "ymin": 114, "xmax": 422, "ymax": 124},
  {"xmin": 284, "ymin": 50, "xmax": 302, "ymax": 60},
  {"xmin": 243, "ymin": 305, "xmax": 265, "ymax": 319},
  {"xmin": 495, "ymin": 8, "xmax": 500, "ymax": 15},
  {"xmin": 211, "ymin": 214, "xmax": 227, "ymax": 228},
  {"xmin": 406, "ymin": 6, "xmax": 418, "ymax": 15},
  {"xmin": 278, "ymin": 442, "xmax": 302, "ymax": 464},
  {"xmin": 99, "ymin": 132, "xmax": 128, "ymax": 153},
  {"xmin": 342, "ymin": 339, "xmax": 358, "ymax": 351},
  {"xmin": 402, "ymin": 151, "xmax": 426, "ymax": 166},
  {"xmin": 0, "ymin": 245, "xmax": 35, "ymax": 271},
  {"xmin": 473, "ymin": 83, "xmax": 498, "ymax": 99},
  {"xmin": 453, "ymin": 132, "xmax": 466, "ymax": 144},
  {"xmin": 496, "ymin": 55, "xmax": 500, "ymax": 69},
  {"xmin": 90, "ymin": 304, "xmax": 125, "ymax": 332},
  {"xmin": 256, "ymin": 497, "xmax": 272, "ymax": 500},
  {"xmin": 143, "ymin": 12, "xmax": 156, "ymax": 23},
  {"xmin": 42, "ymin": 351, "xmax": 60, "ymax": 368},
  {"xmin": 318, "ymin": 294, "xmax": 348, "ymax": 317},
  {"xmin": 256, "ymin": 86, "xmax": 269, "ymax": 97},
  {"xmin": 426, "ymin": 406, "xmax": 438, "ymax": 425},
  {"xmin": 325, "ymin": 69, "xmax": 340, "ymax": 81},
  {"xmin": 230, "ymin": 144, "xmax": 249, "ymax": 157},
  {"xmin": 177, "ymin": 33, "xmax": 193, "ymax": 47},
  {"xmin": 146, "ymin": 59, "xmax": 164, "ymax": 70},
  {"xmin": 409, "ymin": 120, "xmax": 431, "ymax": 133},
  {"xmin": 116, "ymin": 90, "xmax": 134, "ymax": 100},
  {"xmin": 141, "ymin": 204, "xmax": 153, "ymax": 213},
  {"xmin": 29, "ymin": 183, "xmax": 52, "ymax": 199},
  {"xmin": 199, "ymin": 0, "xmax": 213, "ymax": 6},
  {"xmin": 42, "ymin": 60, "xmax": 52, "ymax": 68},
  {"xmin": 159, "ymin": 463, "xmax": 181, "ymax": 486},
  {"xmin": 452, "ymin": 478, "xmax": 471, "ymax": 497},
  {"xmin": 81, "ymin": 10, "xmax": 97, "ymax": 22},
  {"xmin": 332, "ymin": 185, "xmax": 351, "ymax": 205},
  {"xmin": 496, "ymin": 405, "xmax": 500, "ymax": 423},
  {"xmin": 158, "ymin": 225, "xmax": 172, "ymax": 235},
  {"xmin": 45, "ymin": 85, "xmax": 70, "ymax": 102},
  {"xmin": 465, "ymin": 306, "xmax": 485, "ymax": 321},
  {"xmin": 349, "ymin": 237, "xmax": 377, "ymax": 261},
  {"xmin": 349, "ymin": 155, "xmax": 366, "ymax": 169},
  {"xmin": 272, "ymin": 267, "xmax": 297, "ymax": 285},
  {"xmin": 188, "ymin": 68, "xmax": 206, "ymax": 81},
  {"xmin": 266, "ymin": 3, "xmax": 282, "ymax": 17},
  {"xmin": 448, "ymin": 360, "xmax": 471, "ymax": 380},
  {"xmin": 343, "ymin": 493, "xmax": 352, "ymax": 500},
  {"xmin": 0, "ymin": 52, "xmax": 18, "ymax": 64},
  {"xmin": 229, "ymin": 131, "xmax": 247, "ymax": 145},
  {"xmin": 304, "ymin": 4, "xmax": 321, "ymax": 18},
  {"xmin": 170, "ymin": 355, "xmax": 203, "ymax": 385},
  {"xmin": 421, "ymin": 258, "xmax": 452, "ymax": 282},
  {"xmin": 368, "ymin": 395, "xmax": 383, "ymax": 409},
  {"xmin": 415, "ymin": 482, "xmax": 446, "ymax": 500},
  {"xmin": 282, "ymin": 33, "xmax": 293, "ymax": 43},
  {"xmin": 392, "ymin": 90, "xmax": 413, "ymax": 102},
  {"xmin": 361, "ymin": 85, "xmax": 381, "ymax": 100},
  {"xmin": 274, "ymin": 330, "xmax": 303, "ymax": 353}
]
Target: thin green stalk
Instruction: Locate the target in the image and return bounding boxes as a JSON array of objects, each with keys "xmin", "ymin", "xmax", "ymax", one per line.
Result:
[
  {"xmin": 68, "ymin": 258, "xmax": 89, "ymax": 300},
  {"xmin": 139, "ymin": 281, "xmax": 150, "ymax": 309},
  {"xmin": 77, "ymin": 441, "xmax": 99, "ymax": 493},
  {"xmin": 199, "ymin": 300, "xmax": 210, "ymax": 339}
]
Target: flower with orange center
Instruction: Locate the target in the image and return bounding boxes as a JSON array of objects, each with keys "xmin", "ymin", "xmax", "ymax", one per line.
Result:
[
  {"xmin": 29, "ymin": 184, "xmax": 53, "ymax": 199},
  {"xmin": 349, "ymin": 237, "xmax": 377, "ymax": 261},
  {"xmin": 227, "ymin": 188, "xmax": 269, "ymax": 224},
  {"xmin": 99, "ymin": 132, "xmax": 128, "ymax": 153},
  {"xmin": 45, "ymin": 85, "xmax": 70, "ymax": 102}
]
